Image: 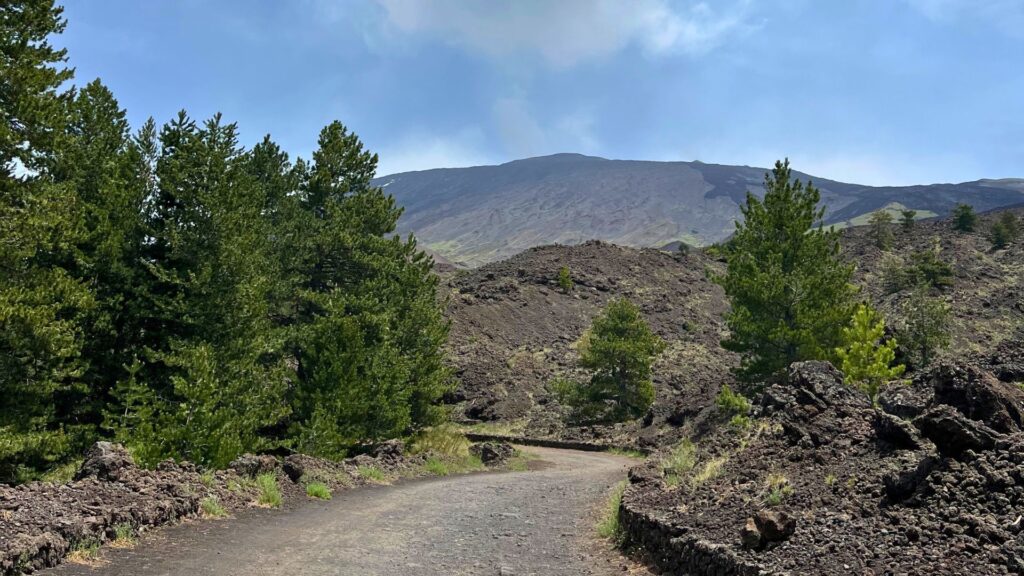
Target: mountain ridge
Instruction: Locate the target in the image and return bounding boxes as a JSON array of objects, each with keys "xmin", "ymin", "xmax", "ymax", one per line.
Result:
[{"xmin": 375, "ymin": 153, "xmax": 1024, "ymax": 266}]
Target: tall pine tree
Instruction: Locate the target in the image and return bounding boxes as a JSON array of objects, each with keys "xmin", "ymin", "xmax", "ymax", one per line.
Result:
[
  {"xmin": 715, "ymin": 160, "xmax": 857, "ymax": 381},
  {"xmin": 0, "ymin": 0, "xmax": 93, "ymax": 481}
]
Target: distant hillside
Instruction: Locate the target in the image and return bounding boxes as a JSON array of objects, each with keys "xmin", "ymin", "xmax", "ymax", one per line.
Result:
[{"xmin": 375, "ymin": 153, "xmax": 1024, "ymax": 266}]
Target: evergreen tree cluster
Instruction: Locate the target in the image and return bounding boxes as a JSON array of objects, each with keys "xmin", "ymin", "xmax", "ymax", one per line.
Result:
[{"xmin": 1, "ymin": 1, "xmax": 450, "ymax": 481}]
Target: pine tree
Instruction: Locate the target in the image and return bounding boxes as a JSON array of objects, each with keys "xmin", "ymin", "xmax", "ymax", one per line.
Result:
[
  {"xmin": 835, "ymin": 304, "xmax": 905, "ymax": 404},
  {"xmin": 558, "ymin": 266, "xmax": 574, "ymax": 292},
  {"xmin": 47, "ymin": 81, "xmax": 150, "ymax": 450},
  {"xmin": 283, "ymin": 121, "xmax": 451, "ymax": 456},
  {"xmin": 897, "ymin": 287, "xmax": 951, "ymax": 368},
  {"xmin": 952, "ymin": 203, "xmax": 977, "ymax": 232},
  {"xmin": 577, "ymin": 298, "xmax": 665, "ymax": 420},
  {"xmin": 989, "ymin": 212, "xmax": 1019, "ymax": 249},
  {"xmin": 0, "ymin": 0, "xmax": 93, "ymax": 481},
  {"xmin": 107, "ymin": 113, "xmax": 291, "ymax": 467},
  {"xmin": 869, "ymin": 210, "xmax": 894, "ymax": 250},
  {"xmin": 715, "ymin": 160, "xmax": 857, "ymax": 380},
  {"xmin": 900, "ymin": 209, "xmax": 917, "ymax": 232}
]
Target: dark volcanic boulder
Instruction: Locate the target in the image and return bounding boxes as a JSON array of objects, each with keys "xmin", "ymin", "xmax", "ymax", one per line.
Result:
[
  {"xmin": 75, "ymin": 442, "xmax": 135, "ymax": 481},
  {"xmin": 229, "ymin": 453, "xmax": 279, "ymax": 477},
  {"xmin": 753, "ymin": 510, "xmax": 797, "ymax": 543},
  {"xmin": 282, "ymin": 455, "xmax": 306, "ymax": 482},
  {"xmin": 883, "ymin": 452, "xmax": 939, "ymax": 501},
  {"xmin": 873, "ymin": 410, "xmax": 923, "ymax": 450},
  {"xmin": 763, "ymin": 361, "xmax": 868, "ymax": 414},
  {"xmin": 878, "ymin": 380, "xmax": 932, "ymax": 419},
  {"xmin": 372, "ymin": 439, "xmax": 405, "ymax": 461},
  {"xmin": 914, "ymin": 405, "xmax": 1000, "ymax": 457},
  {"xmin": 470, "ymin": 441, "xmax": 515, "ymax": 465},
  {"xmin": 928, "ymin": 363, "xmax": 1024, "ymax": 433}
]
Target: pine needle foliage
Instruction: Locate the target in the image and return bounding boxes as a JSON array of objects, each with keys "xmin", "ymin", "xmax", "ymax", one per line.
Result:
[
  {"xmin": 0, "ymin": 1, "xmax": 452, "ymax": 480},
  {"xmin": 835, "ymin": 304, "xmax": 905, "ymax": 404},
  {"xmin": 714, "ymin": 160, "xmax": 857, "ymax": 381}
]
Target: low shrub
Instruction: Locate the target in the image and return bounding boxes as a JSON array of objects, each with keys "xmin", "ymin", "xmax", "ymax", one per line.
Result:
[{"xmin": 410, "ymin": 424, "xmax": 471, "ymax": 457}]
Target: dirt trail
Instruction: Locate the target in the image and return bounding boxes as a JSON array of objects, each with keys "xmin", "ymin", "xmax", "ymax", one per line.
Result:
[{"xmin": 42, "ymin": 447, "xmax": 645, "ymax": 576}]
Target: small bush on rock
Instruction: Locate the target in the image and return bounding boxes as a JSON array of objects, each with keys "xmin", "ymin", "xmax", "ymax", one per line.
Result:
[
  {"xmin": 897, "ymin": 287, "xmax": 951, "ymax": 368},
  {"xmin": 869, "ymin": 210, "xmax": 894, "ymax": 250},
  {"xmin": 111, "ymin": 523, "xmax": 136, "ymax": 548},
  {"xmin": 578, "ymin": 298, "xmax": 665, "ymax": 421},
  {"xmin": 901, "ymin": 209, "xmax": 917, "ymax": 231}
]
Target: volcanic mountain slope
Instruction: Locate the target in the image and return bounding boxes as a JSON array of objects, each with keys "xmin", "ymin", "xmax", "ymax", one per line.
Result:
[
  {"xmin": 379, "ymin": 153, "xmax": 1024, "ymax": 266},
  {"xmin": 441, "ymin": 240, "xmax": 736, "ymax": 448},
  {"xmin": 441, "ymin": 207, "xmax": 1024, "ymax": 445}
]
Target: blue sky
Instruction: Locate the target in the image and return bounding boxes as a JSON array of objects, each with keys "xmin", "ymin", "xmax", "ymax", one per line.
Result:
[{"xmin": 59, "ymin": 0, "xmax": 1023, "ymax": 185}]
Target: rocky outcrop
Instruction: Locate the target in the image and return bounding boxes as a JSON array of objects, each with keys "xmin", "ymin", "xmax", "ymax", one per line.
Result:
[
  {"xmin": 927, "ymin": 363, "xmax": 1024, "ymax": 434},
  {"xmin": 74, "ymin": 442, "xmax": 135, "ymax": 481},
  {"xmin": 469, "ymin": 442, "xmax": 514, "ymax": 465},
  {"xmin": 914, "ymin": 405, "xmax": 1000, "ymax": 456},
  {"xmin": 229, "ymin": 454, "xmax": 280, "ymax": 477},
  {"xmin": 620, "ymin": 360, "xmax": 1024, "ymax": 575}
]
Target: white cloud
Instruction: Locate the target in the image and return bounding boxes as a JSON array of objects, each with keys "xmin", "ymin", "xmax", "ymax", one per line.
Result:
[
  {"xmin": 373, "ymin": 0, "xmax": 754, "ymax": 67},
  {"xmin": 905, "ymin": 0, "xmax": 1024, "ymax": 36},
  {"xmin": 374, "ymin": 127, "xmax": 496, "ymax": 176}
]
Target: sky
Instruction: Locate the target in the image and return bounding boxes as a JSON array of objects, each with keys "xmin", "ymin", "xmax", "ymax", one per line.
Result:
[{"xmin": 58, "ymin": 0, "xmax": 1024, "ymax": 185}]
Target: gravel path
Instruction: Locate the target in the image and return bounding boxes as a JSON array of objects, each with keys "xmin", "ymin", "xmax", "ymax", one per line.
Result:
[{"xmin": 42, "ymin": 447, "xmax": 648, "ymax": 576}]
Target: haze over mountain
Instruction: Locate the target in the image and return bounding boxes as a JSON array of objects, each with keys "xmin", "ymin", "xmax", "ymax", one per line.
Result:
[{"xmin": 376, "ymin": 153, "xmax": 1024, "ymax": 266}]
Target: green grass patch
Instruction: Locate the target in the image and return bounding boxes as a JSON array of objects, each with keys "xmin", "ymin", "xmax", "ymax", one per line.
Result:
[
  {"xmin": 358, "ymin": 465, "xmax": 386, "ymax": 483},
  {"xmin": 200, "ymin": 496, "xmax": 227, "ymax": 518},
  {"xmin": 662, "ymin": 438, "xmax": 697, "ymax": 487},
  {"xmin": 110, "ymin": 523, "xmax": 136, "ymax": 548},
  {"xmin": 256, "ymin": 473, "xmax": 282, "ymax": 508},
  {"xmin": 199, "ymin": 471, "xmax": 216, "ymax": 488},
  {"xmin": 411, "ymin": 424, "xmax": 471, "ymax": 457},
  {"xmin": 424, "ymin": 456, "xmax": 450, "ymax": 476},
  {"xmin": 606, "ymin": 447, "xmax": 645, "ymax": 459},
  {"xmin": 596, "ymin": 481, "xmax": 627, "ymax": 541},
  {"xmin": 67, "ymin": 540, "xmax": 102, "ymax": 565},
  {"xmin": 305, "ymin": 482, "xmax": 332, "ymax": 500},
  {"xmin": 692, "ymin": 456, "xmax": 727, "ymax": 487},
  {"xmin": 505, "ymin": 449, "xmax": 538, "ymax": 471}
]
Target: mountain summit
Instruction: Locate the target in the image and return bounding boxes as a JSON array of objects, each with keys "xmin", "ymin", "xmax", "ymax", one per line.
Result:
[{"xmin": 375, "ymin": 154, "xmax": 1024, "ymax": 267}]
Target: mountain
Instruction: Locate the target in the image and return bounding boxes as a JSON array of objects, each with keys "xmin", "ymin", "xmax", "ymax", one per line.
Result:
[{"xmin": 375, "ymin": 153, "xmax": 1024, "ymax": 266}]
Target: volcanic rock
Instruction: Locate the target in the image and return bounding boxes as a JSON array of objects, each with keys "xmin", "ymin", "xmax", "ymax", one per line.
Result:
[
  {"xmin": 914, "ymin": 405, "xmax": 1000, "ymax": 457},
  {"xmin": 75, "ymin": 442, "xmax": 135, "ymax": 481}
]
